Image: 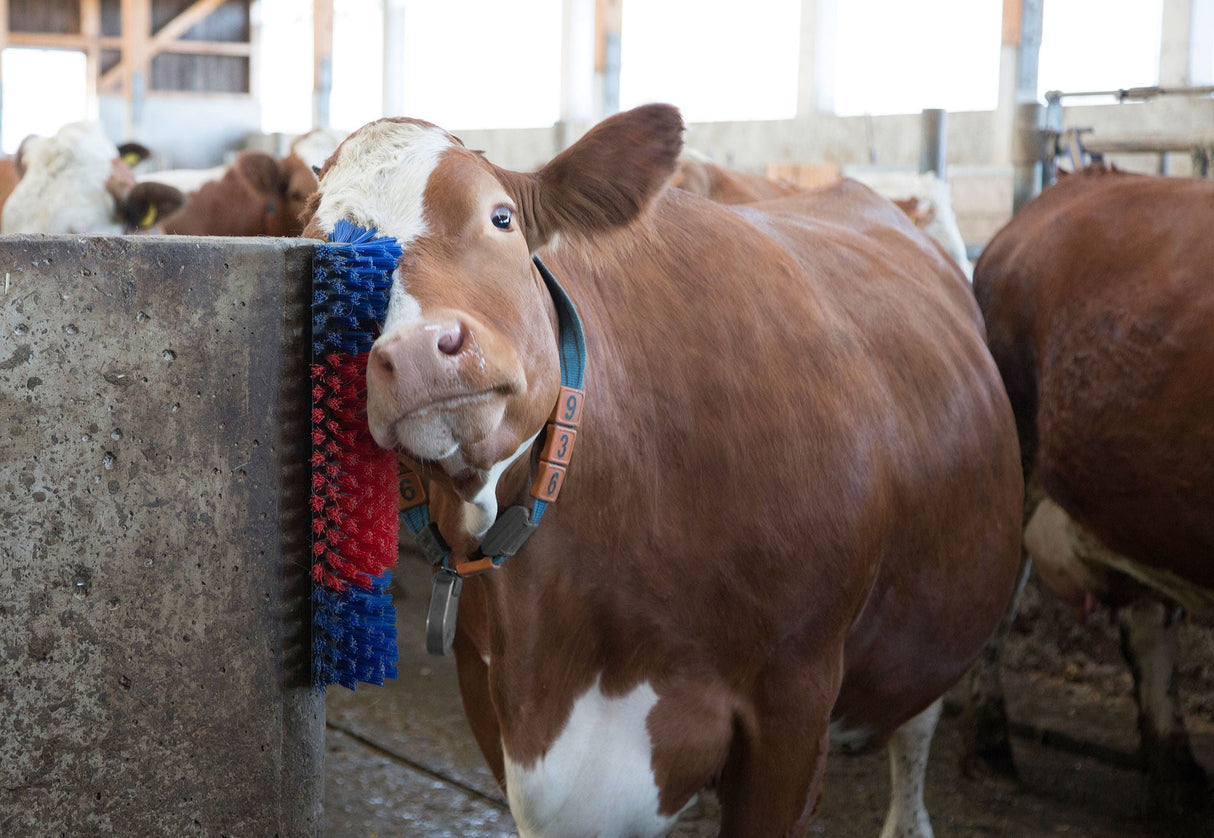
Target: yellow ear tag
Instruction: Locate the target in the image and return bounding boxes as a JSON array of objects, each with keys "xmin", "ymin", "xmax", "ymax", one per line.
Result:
[
  {"xmin": 139, "ymin": 205, "xmax": 158, "ymax": 228},
  {"xmin": 122, "ymin": 152, "xmax": 141, "ymax": 166}
]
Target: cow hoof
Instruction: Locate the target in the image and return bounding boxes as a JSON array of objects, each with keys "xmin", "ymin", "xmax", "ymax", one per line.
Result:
[{"xmin": 1145, "ymin": 747, "xmax": 1210, "ymax": 817}]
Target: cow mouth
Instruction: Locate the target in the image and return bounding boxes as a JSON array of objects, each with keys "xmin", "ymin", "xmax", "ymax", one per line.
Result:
[{"xmin": 371, "ymin": 386, "xmax": 512, "ymax": 465}]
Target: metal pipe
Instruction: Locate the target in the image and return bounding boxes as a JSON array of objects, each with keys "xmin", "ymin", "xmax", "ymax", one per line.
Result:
[
  {"xmin": 918, "ymin": 108, "xmax": 947, "ymax": 178},
  {"xmin": 1044, "ymin": 84, "xmax": 1214, "ymax": 103},
  {"xmin": 1013, "ymin": 102, "xmax": 1046, "ymax": 214}
]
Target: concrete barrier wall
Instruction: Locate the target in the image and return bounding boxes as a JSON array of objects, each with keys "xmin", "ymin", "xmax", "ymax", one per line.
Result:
[{"xmin": 0, "ymin": 235, "xmax": 322, "ymax": 836}]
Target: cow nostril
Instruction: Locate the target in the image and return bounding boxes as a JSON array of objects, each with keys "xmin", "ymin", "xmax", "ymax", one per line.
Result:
[
  {"xmin": 436, "ymin": 322, "xmax": 466, "ymax": 356},
  {"xmin": 374, "ymin": 349, "xmax": 394, "ymax": 377}
]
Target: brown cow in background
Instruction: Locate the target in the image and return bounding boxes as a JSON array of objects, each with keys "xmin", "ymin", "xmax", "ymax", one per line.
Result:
[
  {"xmin": 125, "ymin": 150, "xmax": 317, "ymax": 236},
  {"xmin": 968, "ymin": 163, "xmax": 1214, "ymax": 813}
]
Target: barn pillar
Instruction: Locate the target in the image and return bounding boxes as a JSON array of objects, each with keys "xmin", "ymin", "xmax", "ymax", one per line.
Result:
[
  {"xmin": 382, "ymin": 0, "xmax": 407, "ymax": 118},
  {"xmin": 595, "ymin": 0, "xmax": 622, "ymax": 119},
  {"xmin": 556, "ymin": 0, "xmax": 597, "ymax": 150},
  {"xmin": 1159, "ymin": 0, "xmax": 1195, "ymax": 86},
  {"xmin": 313, "ymin": 0, "xmax": 334, "ymax": 129},
  {"xmin": 995, "ymin": 0, "xmax": 1045, "ymax": 211}
]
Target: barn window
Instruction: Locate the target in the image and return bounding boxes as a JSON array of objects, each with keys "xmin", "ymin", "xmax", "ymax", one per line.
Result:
[
  {"xmin": 1037, "ymin": 0, "xmax": 1163, "ymax": 101},
  {"xmin": 1, "ymin": 48, "xmax": 89, "ymax": 153},
  {"xmin": 394, "ymin": 0, "xmax": 562, "ymax": 129},
  {"xmin": 618, "ymin": 0, "xmax": 801, "ymax": 122},
  {"xmin": 825, "ymin": 0, "xmax": 1002, "ymax": 116},
  {"xmin": 257, "ymin": 0, "xmax": 313, "ymax": 134}
]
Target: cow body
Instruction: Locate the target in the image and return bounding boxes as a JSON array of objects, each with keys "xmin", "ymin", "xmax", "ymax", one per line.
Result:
[
  {"xmin": 309, "ymin": 106, "xmax": 1022, "ymax": 836},
  {"xmin": 971, "ymin": 164, "xmax": 1214, "ymax": 810}
]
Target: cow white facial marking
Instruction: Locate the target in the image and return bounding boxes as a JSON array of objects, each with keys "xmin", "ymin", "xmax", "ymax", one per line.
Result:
[
  {"xmin": 313, "ymin": 120, "xmax": 452, "ymax": 337},
  {"xmin": 504, "ymin": 679, "xmax": 681, "ymax": 838},
  {"xmin": 312, "ymin": 120, "xmax": 452, "ymax": 247},
  {"xmin": 879, "ymin": 699, "xmax": 941, "ymax": 838}
]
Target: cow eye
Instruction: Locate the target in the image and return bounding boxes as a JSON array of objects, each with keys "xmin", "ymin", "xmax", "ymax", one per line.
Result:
[{"xmin": 491, "ymin": 206, "xmax": 512, "ymax": 230}]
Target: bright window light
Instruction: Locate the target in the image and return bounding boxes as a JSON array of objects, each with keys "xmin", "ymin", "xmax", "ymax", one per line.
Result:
[
  {"xmin": 2, "ymin": 49, "xmax": 89, "ymax": 153},
  {"xmin": 331, "ymin": 0, "xmax": 384, "ymax": 131},
  {"xmin": 257, "ymin": 0, "xmax": 313, "ymax": 134},
  {"xmin": 619, "ymin": 0, "xmax": 800, "ymax": 122},
  {"xmin": 830, "ymin": 0, "xmax": 1001, "ymax": 116},
  {"xmin": 398, "ymin": 0, "xmax": 562, "ymax": 129},
  {"xmin": 1037, "ymin": 0, "xmax": 1163, "ymax": 100}
]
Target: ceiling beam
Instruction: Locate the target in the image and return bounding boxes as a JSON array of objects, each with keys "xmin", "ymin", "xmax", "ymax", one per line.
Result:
[{"xmin": 99, "ymin": 0, "xmax": 230, "ymax": 90}]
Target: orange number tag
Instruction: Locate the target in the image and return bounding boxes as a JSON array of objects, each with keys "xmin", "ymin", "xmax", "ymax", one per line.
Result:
[
  {"xmin": 398, "ymin": 469, "xmax": 427, "ymax": 510},
  {"xmin": 540, "ymin": 424, "xmax": 577, "ymax": 466},
  {"xmin": 551, "ymin": 386, "xmax": 584, "ymax": 427},
  {"xmin": 530, "ymin": 462, "xmax": 566, "ymax": 503}
]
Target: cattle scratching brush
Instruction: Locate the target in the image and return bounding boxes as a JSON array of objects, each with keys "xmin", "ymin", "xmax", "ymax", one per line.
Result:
[{"xmin": 310, "ymin": 219, "xmax": 402, "ymax": 690}]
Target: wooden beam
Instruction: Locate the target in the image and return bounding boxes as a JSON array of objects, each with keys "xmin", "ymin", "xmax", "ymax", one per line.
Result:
[
  {"xmin": 100, "ymin": 0, "xmax": 229, "ymax": 90},
  {"xmin": 6, "ymin": 31, "xmax": 94, "ymax": 49}
]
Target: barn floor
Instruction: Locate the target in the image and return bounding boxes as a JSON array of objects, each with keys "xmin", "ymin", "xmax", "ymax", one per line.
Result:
[{"xmin": 323, "ymin": 552, "xmax": 1214, "ymax": 837}]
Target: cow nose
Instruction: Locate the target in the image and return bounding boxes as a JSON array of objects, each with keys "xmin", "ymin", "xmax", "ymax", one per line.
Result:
[{"xmin": 369, "ymin": 319, "xmax": 467, "ymax": 381}]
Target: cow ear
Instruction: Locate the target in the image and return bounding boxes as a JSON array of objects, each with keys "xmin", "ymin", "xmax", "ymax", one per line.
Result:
[
  {"xmin": 118, "ymin": 181, "xmax": 185, "ymax": 230},
  {"xmin": 234, "ymin": 150, "xmax": 284, "ymax": 196},
  {"xmin": 500, "ymin": 104, "xmax": 684, "ymax": 252},
  {"xmin": 117, "ymin": 142, "xmax": 152, "ymax": 167}
]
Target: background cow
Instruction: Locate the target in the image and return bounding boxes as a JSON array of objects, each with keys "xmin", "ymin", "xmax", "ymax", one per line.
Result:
[
  {"xmin": 968, "ymin": 163, "xmax": 1214, "ymax": 814},
  {"xmin": 0, "ymin": 122, "xmax": 150, "ymax": 234},
  {"xmin": 671, "ymin": 151, "xmax": 803, "ymax": 203},
  {"xmin": 306, "ymin": 104, "xmax": 1023, "ymax": 837},
  {"xmin": 140, "ymin": 149, "xmax": 317, "ymax": 237}
]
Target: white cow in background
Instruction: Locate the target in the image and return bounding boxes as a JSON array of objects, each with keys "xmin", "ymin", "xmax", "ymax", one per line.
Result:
[{"xmin": 1, "ymin": 122, "xmax": 131, "ymax": 235}]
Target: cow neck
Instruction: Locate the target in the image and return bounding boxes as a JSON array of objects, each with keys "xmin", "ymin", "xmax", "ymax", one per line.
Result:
[{"xmin": 397, "ymin": 254, "xmax": 587, "ymax": 656}]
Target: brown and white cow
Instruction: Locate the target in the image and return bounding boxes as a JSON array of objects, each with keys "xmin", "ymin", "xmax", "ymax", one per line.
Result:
[
  {"xmin": 128, "ymin": 150, "xmax": 317, "ymax": 237},
  {"xmin": 969, "ymin": 163, "xmax": 1214, "ymax": 812},
  {"xmin": 307, "ymin": 105, "xmax": 1023, "ymax": 837}
]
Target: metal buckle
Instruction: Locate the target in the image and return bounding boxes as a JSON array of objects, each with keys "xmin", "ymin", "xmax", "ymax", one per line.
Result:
[{"xmin": 425, "ymin": 568, "xmax": 462, "ymax": 656}]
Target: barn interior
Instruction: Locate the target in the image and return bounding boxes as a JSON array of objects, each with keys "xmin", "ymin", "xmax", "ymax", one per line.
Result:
[{"xmin": 1, "ymin": 1, "xmax": 1213, "ymax": 837}]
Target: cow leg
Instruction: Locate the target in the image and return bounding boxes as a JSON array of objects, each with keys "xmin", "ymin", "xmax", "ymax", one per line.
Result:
[
  {"xmin": 960, "ymin": 552, "xmax": 1032, "ymax": 779},
  {"xmin": 879, "ymin": 698, "xmax": 942, "ymax": 838},
  {"xmin": 717, "ymin": 665, "xmax": 839, "ymax": 838},
  {"xmin": 1118, "ymin": 599, "xmax": 1208, "ymax": 814}
]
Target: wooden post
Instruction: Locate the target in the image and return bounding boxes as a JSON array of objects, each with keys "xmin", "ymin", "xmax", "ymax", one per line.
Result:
[
  {"xmin": 313, "ymin": 0, "xmax": 333, "ymax": 129},
  {"xmin": 82, "ymin": 0, "xmax": 102, "ymax": 120},
  {"xmin": 594, "ymin": 0, "xmax": 621, "ymax": 116},
  {"xmin": 120, "ymin": 0, "xmax": 152, "ymax": 138}
]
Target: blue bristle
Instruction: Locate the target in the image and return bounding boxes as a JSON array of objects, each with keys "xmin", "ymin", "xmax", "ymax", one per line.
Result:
[{"xmin": 311, "ymin": 573, "xmax": 399, "ymax": 690}]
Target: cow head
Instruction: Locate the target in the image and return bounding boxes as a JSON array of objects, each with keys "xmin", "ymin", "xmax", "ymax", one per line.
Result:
[
  {"xmin": 305, "ymin": 104, "xmax": 683, "ymax": 527},
  {"xmin": 231, "ymin": 150, "xmax": 318, "ymax": 236}
]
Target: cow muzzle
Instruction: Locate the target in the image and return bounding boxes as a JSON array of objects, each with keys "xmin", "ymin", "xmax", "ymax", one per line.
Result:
[{"xmin": 366, "ymin": 312, "xmax": 524, "ymax": 461}]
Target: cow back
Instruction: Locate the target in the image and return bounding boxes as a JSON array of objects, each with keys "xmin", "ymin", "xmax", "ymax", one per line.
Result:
[{"xmin": 974, "ymin": 165, "xmax": 1214, "ymax": 586}]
